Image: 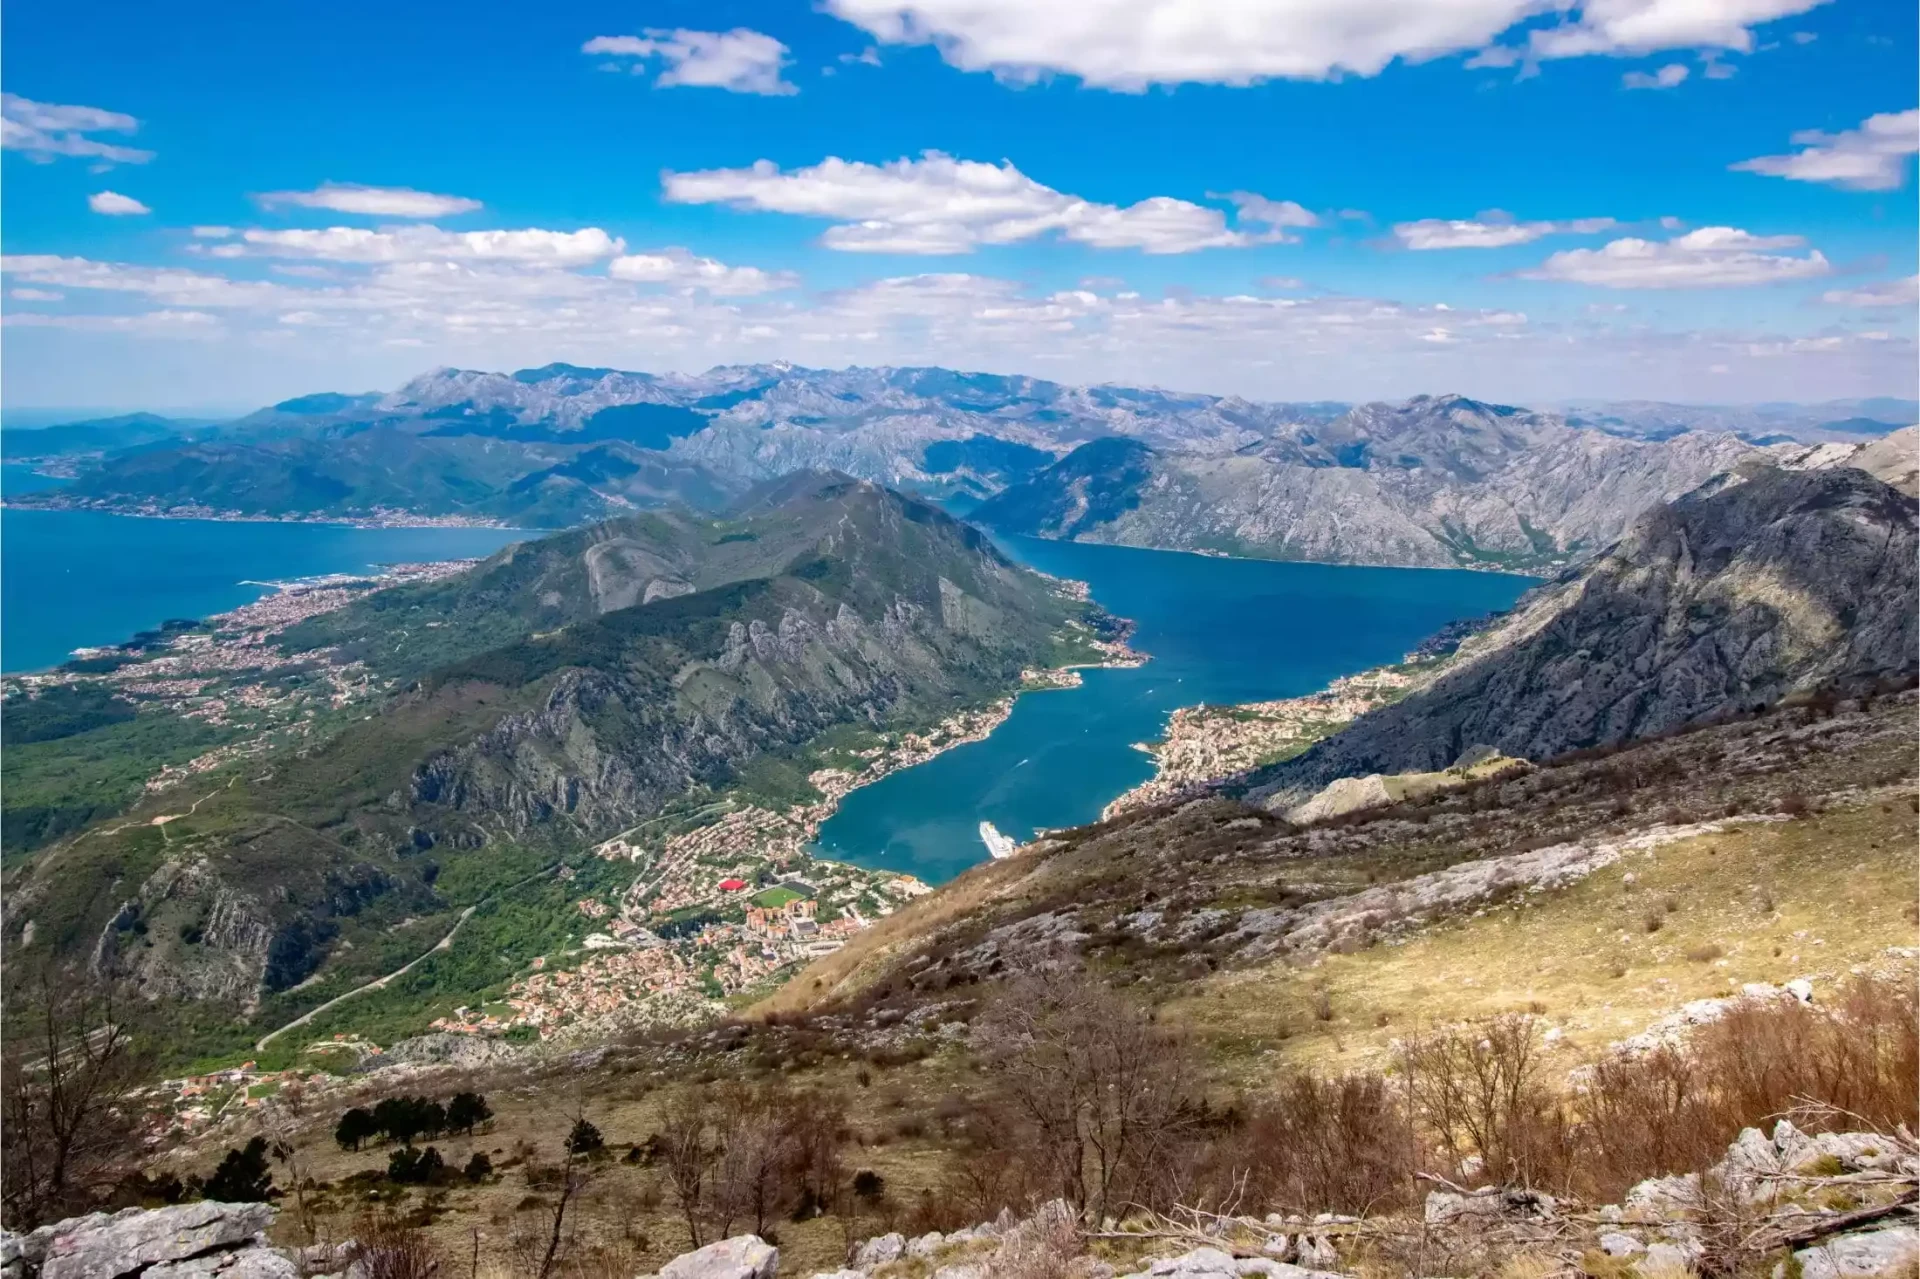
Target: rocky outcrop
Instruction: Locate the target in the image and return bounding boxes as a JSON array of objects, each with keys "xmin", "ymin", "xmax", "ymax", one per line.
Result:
[
  {"xmin": 616, "ymin": 1124, "xmax": 1915, "ymax": 1279},
  {"xmin": 1776, "ymin": 424, "xmax": 1919, "ymax": 496},
  {"xmin": 3, "ymin": 1203, "xmax": 290, "ymax": 1279},
  {"xmin": 1248, "ymin": 464, "xmax": 1919, "ymax": 802}
]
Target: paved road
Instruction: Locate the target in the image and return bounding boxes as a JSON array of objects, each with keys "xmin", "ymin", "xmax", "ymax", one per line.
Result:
[{"xmin": 252, "ymin": 863, "xmax": 557, "ymax": 1052}]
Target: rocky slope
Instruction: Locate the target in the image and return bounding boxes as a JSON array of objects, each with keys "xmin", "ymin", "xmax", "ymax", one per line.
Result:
[
  {"xmin": 976, "ymin": 394, "xmax": 1762, "ymax": 569},
  {"xmin": 1777, "ymin": 423, "xmax": 1920, "ymax": 496},
  {"xmin": 2, "ymin": 476, "xmax": 1091, "ymax": 1028},
  {"xmin": 1242, "ymin": 463, "xmax": 1918, "ymax": 802}
]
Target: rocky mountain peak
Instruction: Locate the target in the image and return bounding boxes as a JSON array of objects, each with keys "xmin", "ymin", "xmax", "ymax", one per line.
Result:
[{"xmin": 1246, "ymin": 462, "xmax": 1919, "ymax": 801}]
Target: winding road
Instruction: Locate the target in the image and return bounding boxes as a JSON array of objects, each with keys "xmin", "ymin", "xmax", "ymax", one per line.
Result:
[{"xmin": 253, "ymin": 862, "xmax": 558, "ymax": 1052}]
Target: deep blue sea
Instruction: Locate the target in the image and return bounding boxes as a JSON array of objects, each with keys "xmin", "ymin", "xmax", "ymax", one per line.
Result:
[
  {"xmin": 813, "ymin": 536, "xmax": 1534, "ymax": 884},
  {"xmin": 1, "ymin": 465, "xmax": 529, "ymax": 673}
]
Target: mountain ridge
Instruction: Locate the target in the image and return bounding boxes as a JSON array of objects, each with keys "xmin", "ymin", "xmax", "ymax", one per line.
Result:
[
  {"xmin": 11, "ymin": 364, "xmax": 1913, "ymax": 569},
  {"xmin": 2, "ymin": 475, "xmax": 1097, "ymax": 1046},
  {"xmin": 1239, "ymin": 461, "xmax": 1920, "ymax": 804}
]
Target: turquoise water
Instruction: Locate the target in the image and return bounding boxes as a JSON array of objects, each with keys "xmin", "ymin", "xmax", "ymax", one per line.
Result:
[
  {"xmin": 813, "ymin": 536, "xmax": 1534, "ymax": 884},
  {"xmin": 1, "ymin": 465, "xmax": 529, "ymax": 673}
]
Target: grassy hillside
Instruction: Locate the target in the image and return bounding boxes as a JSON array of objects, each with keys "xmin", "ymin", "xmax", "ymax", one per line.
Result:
[{"xmin": 759, "ymin": 686, "xmax": 1917, "ymax": 1026}]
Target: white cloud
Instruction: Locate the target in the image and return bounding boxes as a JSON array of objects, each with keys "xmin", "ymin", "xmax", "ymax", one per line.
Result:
[
  {"xmin": 0, "ymin": 93, "xmax": 153, "ymax": 165},
  {"xmin": 4, "ymin": 309, "xmax": 220, "ymax": 338},
  {"xmin": 1820, "ymin": 275, "xmax": 1920, "ymax": 308},
  {"xmin": 822, "ymin": 0, "xmax": 1827, "ymax": 87},
  {"xmin": 1393, "ymin": 215, "xmax": 1615, "ymax": 249},
  {"xmin": 0, "ymin": 255, "xmax": 294, "ymax": 307},
  {"xmin": 89, "ymin": 190, "xmax": 151, "ymax": 216},
  {"xmin": 663, "ymin": 153, "xmax": 1280, "ymax": 254},
  {"xmin": 1622, "ymin": 63, "xmax": 1689, "ymax": 88},
  {"xmin": 583, "ymin": 29, "xmax": 796, "ymax": 94},
  {"xmin": 1521, "ymin": 0, "xmax": 1827, "ymax": 61},
  {"xmin": 257, "ymin": 182, "xmax": 483, "ymax": 218},
  {"xmin": 10, "ymin": 288, "xmax": 64, "ymax": 301},
  {"xmin": 8, "ymin": 249, "xmax": 1911, "ymax": 406},
  {"xmin": 192, "ymin": 226, "xmax": 235, "ymax": 238},
  {"xmin": 238, "ymin": 226, "xmax": 624, "ymax": 266},
  {"xmin": 608, "ymin": 248, "xmax": 798, "ymax": 295},
  {"xmin": 1218, "ymin": 192, "xmax": 1321, "ymax": 229},
  {"xmin": 1522, "ymin": 226, "xmax": 1830, "ymax": 288},
  {"xmin": 1730, "ymin": 108, "xmax": 1920, "ymax": 191}
]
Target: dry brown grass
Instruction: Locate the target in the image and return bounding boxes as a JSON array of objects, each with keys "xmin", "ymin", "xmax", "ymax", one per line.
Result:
[
  {"xmin": 753, "ymin": 854, "xmax": 1032, "ymax": 1016},
  {"xmin": 1163, "ymin": 793, "xmax": 1918, "ymax": 1079}
]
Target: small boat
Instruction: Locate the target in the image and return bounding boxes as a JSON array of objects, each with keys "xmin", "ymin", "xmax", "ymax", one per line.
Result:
[{"xmin": 979, "ymin": 821, "xmax": 1020, "ymax": 859}]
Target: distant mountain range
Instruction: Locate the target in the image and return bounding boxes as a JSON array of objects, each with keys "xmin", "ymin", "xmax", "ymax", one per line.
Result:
[
  {"xmin": 974, "ymin": 395, "xmax": 1769, "ymax": 570},
  {"xmin": 5, "ymin": 363, "xmax": 1913, "ymax": 570}
]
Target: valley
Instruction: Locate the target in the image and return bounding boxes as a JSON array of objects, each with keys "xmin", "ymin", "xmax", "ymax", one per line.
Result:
[{"xmin": 2, "ymin": 399, "xmax": 1913, "ymax": 1279}]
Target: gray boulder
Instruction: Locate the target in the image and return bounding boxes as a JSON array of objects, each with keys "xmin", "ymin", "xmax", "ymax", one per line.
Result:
[
  {"xmin": 658, "ymin": 1236, "xmax": 777, "ymax": 1279},
  {"xmin": 27, "ymin": 1203, "xmax": 277, "ymax": 1279},
  {"xmin": 850, "ymin": 1232, "xmax": 904, "ymax": 1269},
  {"xmin": 1117, "ymin": 1246, "xmax": 1349, "ymax": 1279},
  {"xmin": 144, "ymin": 1251, "xmax": 297, "ymax": 1279},
  {"xmin": 1792, "ymin": 1228, "xmax": 1920, "ymax": 1279}
]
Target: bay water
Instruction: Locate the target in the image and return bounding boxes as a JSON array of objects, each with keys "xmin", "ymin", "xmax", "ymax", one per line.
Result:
[
  {"xmin": 813, "ymin": 536, "xmax": 1534, "ymax": 883},
  {"xmin": 1, "ymin": 464, "xmax": 1534, "ymax": 885},
  {"xmin": 1, "ymin": 466, "xmax": 528, "ymax": 673}
]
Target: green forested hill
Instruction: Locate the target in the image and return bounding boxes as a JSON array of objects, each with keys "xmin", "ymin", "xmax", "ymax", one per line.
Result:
[{"xmin": 2, "ymin": 475, "xmax": 1097, "ymax": 1060}]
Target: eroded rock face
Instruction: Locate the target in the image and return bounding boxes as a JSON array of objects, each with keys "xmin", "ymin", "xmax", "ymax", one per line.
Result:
[{"xmin": 5, "ymin": 1202, "xmax": 282, "ymax": 1279}]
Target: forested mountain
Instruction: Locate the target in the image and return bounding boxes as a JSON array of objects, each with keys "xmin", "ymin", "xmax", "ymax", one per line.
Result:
[{"xmin": 2, "ymin": 476, "xmax": 1094, "ymax": 1043}]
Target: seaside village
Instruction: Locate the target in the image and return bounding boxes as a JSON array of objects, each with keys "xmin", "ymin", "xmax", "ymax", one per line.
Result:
[
  {"xmin": 24, "ymin": 558, "xmax": 1150, "ymax": 1130},
  {"xmin": 425, "ymin": 713, "xmax": 1018, "ymax": 1044},
  {"xmin": 1, "ymin": 562, "xmax": 482, "ymax": 793}
]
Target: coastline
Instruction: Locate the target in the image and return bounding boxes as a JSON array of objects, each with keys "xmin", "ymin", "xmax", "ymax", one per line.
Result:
[
  {"xmin": 1019, "ymin": 530, "xmax": 1559, "ymax": 578},
  {"xmin": 455, "ymin": 630, "xmax": 1151, "ymax": 1044},
  {"xmin": 1098, "ymin": 660, "xmax": 1441, "ymax": 820},
  {"xmin": 2, "ymin": 495, "xmax": 525, "ymax": 531}
]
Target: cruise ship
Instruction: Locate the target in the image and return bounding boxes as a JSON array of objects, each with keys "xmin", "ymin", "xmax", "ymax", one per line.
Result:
[{"xmin": 978, "ymin": 821, "xmax": 1019, "ymax": 859}]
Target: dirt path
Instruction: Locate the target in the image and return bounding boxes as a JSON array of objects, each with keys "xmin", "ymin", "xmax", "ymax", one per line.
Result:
[{"xmin": 253, "ymin": 862, "xmax": 558, "ymax": 1052}]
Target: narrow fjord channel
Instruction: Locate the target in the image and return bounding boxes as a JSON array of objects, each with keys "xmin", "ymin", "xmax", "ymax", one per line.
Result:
[{"xmin": 812, "ymin": 535, "xmax": 1535, "ymax": 884}]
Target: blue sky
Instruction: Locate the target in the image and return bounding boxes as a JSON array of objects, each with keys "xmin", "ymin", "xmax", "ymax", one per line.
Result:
[{"xmin": 3, "ymin": 0, "xmax": 1915, "ymax": 410}]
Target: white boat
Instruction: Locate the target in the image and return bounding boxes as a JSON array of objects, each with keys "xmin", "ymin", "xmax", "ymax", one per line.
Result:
[{"xmin": 979, "ymin": 820, "xmax": 1020, "ymax": 859}]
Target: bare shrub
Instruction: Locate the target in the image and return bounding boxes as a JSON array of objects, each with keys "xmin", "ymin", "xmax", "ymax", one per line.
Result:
[
  {"xmin": 352, "ymin": 1212, "xmax": 443, "ymax": 1279},
  {"xmin": 1397, "ymin": 1014, "xmax": 1573, "ymax": 1190},
  {"xmin": 1572, "ymin": 974, "xmax": 1920, "ymax": 1200},
  {"xmin": 651, "ymin": 1081, "xmax": 851, "ymax": 1249},
  {"xmin": 1694, "ymin": 974, "xmax": 1919, "ymax": 1137},
  {"xmin": 1576, "ymin": 1047, "xmax": 1723, "ymax": 1201},
  {"xmin": 973, "ymin": 971, "xmax": 1203, "ymax": 1223},
  {"xmin": 1241, "ymin": 1071, "xmax": 1416, "ymax": 1216},
  {"xmin": 1, "ymin": 973, "xmax": 151, "ymax": 1229}
]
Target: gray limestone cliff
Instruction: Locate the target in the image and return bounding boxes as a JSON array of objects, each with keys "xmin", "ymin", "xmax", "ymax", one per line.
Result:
[{"xmin": 1244, "ymin": 463, "xmax": 1919, "ymax": 804}]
